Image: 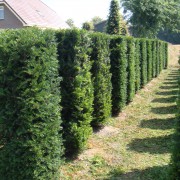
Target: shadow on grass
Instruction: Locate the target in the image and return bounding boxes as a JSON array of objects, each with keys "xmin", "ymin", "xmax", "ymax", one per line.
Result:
[
  {"xmin": 127, "ymin": 134, "xmax": 173, "ymax": 154},
  {"xmin": 107, "ymin": 165, "xmax": 170, "ymax": 180},
  {"xmin": 140, "ymin": 117, "xmax": 176, "ymax": 130},
  {"xmin": 156, "ymin": 90, "xmax": 178, "ymax": 96},
  {"xmin": 163, "ymin": 81, "xmax": 178, "ymax": 85},
  {"xmin": 159, "ymin": 85, "xmax": 178, "ymax": 90},
  {"xmin": 152, "ymin": 96, "xmax": 177, "ymax": 103},
  {"xmin": 151, "ymin": 105, "xmax": 177, "ymax": 115}
]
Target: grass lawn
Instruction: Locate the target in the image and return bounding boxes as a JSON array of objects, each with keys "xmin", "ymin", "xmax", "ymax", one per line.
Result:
[{"xmin": 60, "ymin": 45, "xmax": 180, "ymax": 180}]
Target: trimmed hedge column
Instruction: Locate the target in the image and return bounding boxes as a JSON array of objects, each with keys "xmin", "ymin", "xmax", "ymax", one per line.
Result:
[
  {"xmin": 126, "ymin": 37, "xmax": 135, "ymax": 103},
  {"xmin": 147, "ymin": 40, "xmax": 153, "ymax": 81},
  {"xmin": 156, "ymin": 41, "xmax": 160, "ymax": 76},
  {"xmin": 110, "ymin": 36, "xmax": 127, "ymax": 115},
  {"xmin": 139, "ymin": 39, "xmax": 148, "ymax": 87},
  {"xmin": 152, "ymin": 40, "xmax": 157, "ymax": 78},
  {"xmin": 164, "ymin": 43, "xmax": 169, "ymax": 69},
  {"xmin": 56, "ymin": 29, "xmax": 93, "ymax": 155},
  {"xmin": 90, "ymin": 33, "xmax": 112, "ymax": 126},
  {"xmin": 0, "ymin": 28, "xmax": 62, "ymax": 179},
  {"xmin": 135, "ymin": 39, "xmax": 141, "ymax": 92}
]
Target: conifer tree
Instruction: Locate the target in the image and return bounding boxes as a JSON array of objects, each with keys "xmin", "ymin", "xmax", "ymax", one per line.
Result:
[{"xmin": 106, "ymin": 0, "xmax": 121, "ymax": 35}]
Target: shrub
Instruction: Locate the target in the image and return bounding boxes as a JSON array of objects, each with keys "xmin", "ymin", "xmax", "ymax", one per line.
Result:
[
  {"xmin": 134, "ymin": 39, "xmax": 141, "ymax": 92},
  {"xmin": 90, "ymin": 33, "xmax": 112, "ymax": 126},
  {"xmin": 156, "ymin": 41, "xmax": 160, "ymax": 76},
  {"xmin": 139, "ymin": 39, "xmax": 148, "ymax": 87},
  {"xmin": 164, "ymin": 43, "xmax": 169, "ymax": 69},
  {"xmin": 0, "ymin": 28, "xmax": 62, "ymax": 179},
  {"xmin": 159, "ymin": 41, "xmax": 163, "ymax": 72},
  {"xmin": 126, "ymin": 37, "xmax": 135, "ymax": 103},
  {"xmin": 152, "ymin": 40, "xmax": 157, "ymax": 77},
  {"xmin": 110, "ymin": 36, "xmax": 127, "ymax": 115},
  {"xmin": 147, "ymin": 40, "xmax": 153, "ymax": 81},
  {"xmin": 56, "ymin": 29, "xmax": 93, "ymax": 155}
]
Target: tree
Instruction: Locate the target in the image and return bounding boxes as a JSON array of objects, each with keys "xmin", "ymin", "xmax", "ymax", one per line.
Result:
[
  {"xmin": 66, "ymin": 18, "xmax": 75, "ymax": 28},
  {"xmin": 106, "ymin": 0, "xmax": 121, "ymax": 35},
  {"xmin": 91, "ymin": 16, "xmax": 103, "ymax": 25},
  {"xmin": 82, "ymin": 22, "xmax": 94, "ymax": 31},
  {"xmin": 121, "ymin": 0, "xmax": 180, "ymax": 38}
]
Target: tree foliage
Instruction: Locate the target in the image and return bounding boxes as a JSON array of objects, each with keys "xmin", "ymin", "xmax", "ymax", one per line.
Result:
[
  {"xmin": 91, "ymin": 16, "xmax": 103, "ymax": 25},
  {"xmin": 82, "ymin": 22, "xmax": 94, "ymax": 31},
  {"xmin": 106, "ymin": 0, "xmax": 121, "ymax": 35},
  {"xmin": 66, "ymin": 18, "xmax": 75, "ymax": 28},
  {"xmin": 121, "ymin": 0, "xmax": 180, "ymax": 37}
]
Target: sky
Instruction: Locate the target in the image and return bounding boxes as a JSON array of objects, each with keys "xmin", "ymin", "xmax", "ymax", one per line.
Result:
[{"xmin": 41, "ymin": 0, "xmax": 112, "ymax": 27}]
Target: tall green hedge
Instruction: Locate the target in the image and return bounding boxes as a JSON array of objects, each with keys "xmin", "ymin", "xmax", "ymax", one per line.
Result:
[
  {"xmin": 171, "ymin": 57, "xmax": 180, "ymax": 179},
  {"xmin": 126, "ymin": 37, "xmax": 135, "ymax": 103},
  {"xmin": 0, "ymin": 28, "xmax": 62, "ymax": 179},
  {"xmin": 110, "ymin": 36, "xmax": 127, "ymax": 115},
  {"xmin": 135, "ymin": 39, "xmax": 141, "ymax": 92},
  {"xmin": 159, "ymin": 41, "xmax": 163, "ymax": 72},
  {"xmin": 164, "ymin": 43, "xmax": 169, "ymax": 69},
  {"xmin": 90, "ymin": 33, "xmax": 112, "ymax": 126},
  {"xmin": 147, "ymin": 40, "xmax": 153, "ymax": 82},
  {"xmin": 152, "ymin": 40, "xmax": 157, "ymax": 78},
  {"xmin": 56, "ymin": 29, "xmax": 93, "ymax": 155},
  {"xmin": 156, "ymin": 41, "xmax": 160, "ymax": 76},
  {"xmin": 139, "ymin": 39, "xmax": 148, "ymax": 87}
]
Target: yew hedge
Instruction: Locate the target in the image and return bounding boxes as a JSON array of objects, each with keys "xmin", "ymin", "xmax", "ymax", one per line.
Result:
[
  {"xmin": 56, "ymin": 29, "xmax": 93, "ymax": 155},
  {"xmin": 90, "ymin": 33, "xmax": 112, "ymax": 126},
  {"xmin": 0, "ymin": 28, "xmax": 168, "ymax": 178},
  {"xmin": 0, "ymin": 28, "xmax": 62, "ymax": 180}
]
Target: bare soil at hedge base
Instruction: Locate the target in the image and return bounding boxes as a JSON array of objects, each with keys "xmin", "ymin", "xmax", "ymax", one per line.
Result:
[{"xmin": 60, "ymin": 44, "xmax": 180, "ymax": 180}]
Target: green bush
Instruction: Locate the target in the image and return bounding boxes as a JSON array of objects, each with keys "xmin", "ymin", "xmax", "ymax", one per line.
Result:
[
  {"xmin": 126, "ymin": 37, "xmax": 135, "ymax": 103},
  {"xmin": 164, "ymin": 43, "xmax": 169, "ymax": 69},
  {"xmin": 171, "ymin": 58, "xmax": 180, "ymax": 179},
  {"xmin": 139, "ymin": 39, "xmax": 148, "ymax": 87},
  {"xmin": 56, "ymin": 29, "xmax": 93, "ymax": 155},
  {"xmin": 0, "ymin": 28, "xmax": 62, "ymax": 179},
  {"xmin": 110, "ymin": 36, "xmax": 127, "ymax": 115},
  {"xmin": 156, "ymin": 41, "xmax": 160, "ymax": 76},
  {"xmin": 147, "ymin": 40, "xmax": 153, "ymax": 82},
  {"xmin": 152, "ymin": 40, "xmax": 157, "ymax": 77},
  {"xmin": 90, "ymin": 33, "xmax": 112, "ymax": 126},
  {"xmin": 134, "ymin": 39, "xmax": 141, "ymax": 92},
  {"xmin": 159, "ymin": 41, "xmax": 163, "ymax": 73}
]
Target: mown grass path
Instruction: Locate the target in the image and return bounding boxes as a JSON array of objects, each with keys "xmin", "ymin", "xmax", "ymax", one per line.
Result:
[{"xmin": 60, "ymin": 46, "xmax": 180, "ymax": 180}]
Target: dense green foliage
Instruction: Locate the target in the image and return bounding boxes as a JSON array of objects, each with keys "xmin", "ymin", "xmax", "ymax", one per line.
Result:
[
  {"xmin": 121, "ymin": 0, "xmax": 180, "ymax": 38},
  {"xmin": 56, "ymin": 29, "xmax": 93, "ymax": 155},
  {"xmin": 110, "ymin": 36, "xmax": 127, "ymax": 115},
  {"xmin": 106, "ymin": 0, "xmax": 121, "ymax": 35},
  {"xmin": 147, "ymin": 40, "xmax": 153, "ymax": 81},
  {"xmin": 152, "ymin": 40, "xmax": 157, "ymax": 77},
  {"xmin": 0, "ymin": 27, "xmax": 168, "ymax": 178},
  {"xmin": 164, "ymin": 43, "xmax": 169, "ymax": 69},
  {"xmin": 134, "ymin": 39, "xmax": 141, "ymax": 92},
  {"xmin": 139, "ymin": 39, "xmax": 148, "ymax": 87},
  {"xmin": 90, "ymin": 33, "xmax": 112, "ymax": 126},
  {"xmin": 82, "ymin": 22, "xmax": 94, "ymax": 31},
  {"xmin": 171, "ymin": 57, "xmax": 180, "ymax": 179},
  {"xmin": 126, "ymin": 37, "xmax": 135, "ymax": 103},
  {"xmin": 0, "ymin": 28, "xmax": 62, "ymax": 179}
]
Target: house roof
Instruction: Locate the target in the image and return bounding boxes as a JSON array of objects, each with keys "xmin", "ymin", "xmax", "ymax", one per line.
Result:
[{"xmin": 1, "ymin": 0, "xmax": 68, "ymax": 29}]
